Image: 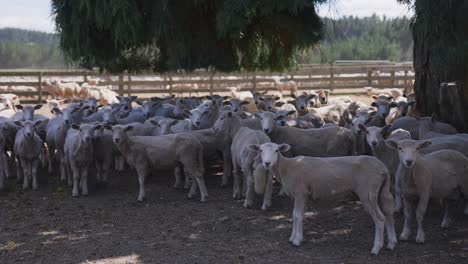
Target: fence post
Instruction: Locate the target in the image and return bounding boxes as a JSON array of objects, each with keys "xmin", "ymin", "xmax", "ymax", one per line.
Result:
[
  {"xmin": 38, "ymin": 72, "xmax": 43, "ymax": 103},
  {"xmin": 252, "ymin": 72, "xmax": 256, "ymax": 91},
  {"xmin": 209, "ymin": 72, "xmax": 214, "ymax": 96},
  {"xmin": 168, "ymin": 74, "xmax": 173, "ymax": 97},
  {"xmin": 83, "ymin": 73, "xmax": 88, "ymax": 83},
  {"xmin": 118, "ymin": 73, "xmax": 124, "ymax": 96},
  {"xmin": 127, "ymin": 73, "xmax": 132, "ymax": 96},
  {"xmin": 329, "ymin": 66, "xmax": 334, "ymax": 90},
  {"xmin": 391, "ymin": 69, "xmax": 395, "ymax": 87},
  {"xmin": 367, "ymin": 70, "xmax": 372, "ymax": 87}
]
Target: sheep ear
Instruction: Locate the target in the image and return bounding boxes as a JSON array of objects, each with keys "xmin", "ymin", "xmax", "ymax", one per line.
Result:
[
  {"xmin": 247, "ymin": 144, "xmax": 260, "ymax": 152},
  {"xmin": 390, "ymin": 102, "xmax": 398, "ymax": 108},
  {"xmin": 261, "ymin": 91, "xmax": 268, "ymax": 95},
  {"xmin": 381, "ymin": 125, "xmax": 392, "ymax": 139},
  {"xmin": 52, "ymin": 108, "xmax": 62, "ymax": 114},
  {"xmin": 274, "ymin": 96, "xmax": 281, "ymax": 101},
  {"xmin": 135, "ymin": 100, "xmax": 143, "ymax": 106},
  {"xmin": 240, "ymin": 101, "xmax": 250, "ymax": 106},
  {"xmin": 278, "ymin": 144, "xmax": 291, "ymax": 153},
  {"xmin": 15, "ymin": 105, "xmax": 23, "ymax": 110},
  {"xmin": 130, "ymin": 96, "xmax": 138, "ymax": 101},
  {"xmin": 14, "ymin": 121, "xmax": 22, "ymax": 127},
  {"xmin": 183, "ymin": 110, "xmax": 191, "ymax": 118},
  {"xmin": 149, "ymin": 119, "xmax": 159, "ymax": 127},
  {"xmin": 93, "ymin": 124, "xmax": 103, "ymax": 130},
  {"xmin": 258, "ymin": 97, "xmax": 265, "ymax": 102},
  {"xmin": 104, "ymin": 124, "xmax": 113, "ymax": 130},
  {"xmin": 408, "ymin": 101, "xmax": 416, "ymax": 106},
  {"xmin": 307, "ymin": 94, "xmax": 317, "ymax": 100},
  {"xmin": 419, "ymin": 141, "xmax": 432, "ymax": 149},
  {"xmin": 124, "ymin": 126, "xmax": 134, "ymax": 132},
  {"xmin": 222, "ymin": 96, "xmax": 230, "ymax": 100},
  {"xmin": 71, "ymin": 124, "xmax": 80, "ymax": 130},
  {"xmin": 290, "ymin": 93, "xmax": 296, "ymax": 99},
  {"xmin": 33, "ymin": 120, "xmax": 42, "ymax": 127},
  {"xmin": 385, "ymin": 140, "xmax": 398, "ymax": 149},
  {"xmin": 287, "ymin": 110, "xmax": 296, "ymax": 116},
  {"xmin": 254, "ymin": 111, "xmax": 263, "ymax": 118},
  {"xmin": 116, "ymin": 96, "xmax": 122, "ymax": 101},
  {"xmin": 358, "ymin": 123, "xmax": 367, "ymax": 131},
  {"xmin": 223, "ymin": 101, "xmax": 232, "ymax": 106},
  {"xmin": 205, "ymin": 96, "xmax": 212, "ymax": 100},
  {"xmin": 386, "ymin": 96, "xmax": 394, "ymax": 101},
  {"xmin": 371, "ymin": 102, "xmax": 378, "ymax": 107},
  {"xmin": 227, "ymin": 111, "xmax": 233, "ymax": 117}
]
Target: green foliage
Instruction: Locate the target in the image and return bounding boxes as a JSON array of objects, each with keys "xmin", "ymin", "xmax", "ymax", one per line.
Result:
[
  {"xmin": 51, "ymin": 0, "xmax": 326, "ymax": 73},
  {"xmin": 296, "ymin": 15, "xmax": 413, "ymax": 64},
  {"xmin": 0, "ymin": 28, "xmax": 66, "ymax": 69}
]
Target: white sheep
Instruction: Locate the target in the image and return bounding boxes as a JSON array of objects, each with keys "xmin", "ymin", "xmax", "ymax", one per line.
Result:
[
  {"xmin": 249, "ymin": 142, "xmax": 397, "ymax": 255},
  {"xmin": 272, "ymin": 76, "xmax": 297, "ymax": 95},
  {"xmin": 386, "ymin": 139, "xmax": 468, "ymax": 243}
]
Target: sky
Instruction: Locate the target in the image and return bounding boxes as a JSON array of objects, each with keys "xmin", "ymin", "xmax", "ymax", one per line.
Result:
[{"xmin": 0, "ymin": 0, "xmax": 413, "ymax": 33}]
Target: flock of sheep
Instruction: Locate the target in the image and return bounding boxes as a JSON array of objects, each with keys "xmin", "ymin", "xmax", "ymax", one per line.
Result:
[{"xmin": 0, "ymin": 80, "xmax": 467, "ymax": 256}]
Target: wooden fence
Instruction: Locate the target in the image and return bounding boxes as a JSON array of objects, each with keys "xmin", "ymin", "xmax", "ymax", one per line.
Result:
[{"xmin": 0, "ymin": 63, "xmax": 414, "ymax": 103}]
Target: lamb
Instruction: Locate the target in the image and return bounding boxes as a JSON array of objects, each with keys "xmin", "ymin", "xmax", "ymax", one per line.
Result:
[
  {"xmin": 14, "ymin": 120, "xmax": 44, "ymax": 190},
  {"xmin": 258, "ymin": 95, "xmax": 281, "ymax": 111},
  {"xmin": 97, "ymin": 86, "xmax": 120, "ymax": 105},
  {"xmin": 228, "ymin": 87, "xmax": 253, "ymax": 101},
  {"xmin": 212, "ymin": 110, "xmax": 272, "ymax": 208},
  {"xmin": 64, "ymin": 124, "xmax": 97, "ymax": 197},
  {"xmin": 93, "ymin": 124, "xmax": 117, "ymax": 186},
  {"xmin": 370, "ymin": 99, "xmax": 397, "ymax": 126},
  {"xmin": 250, "ymin": 142, "xmax": 397, "ymax": 254},
  {"xmin": 46, "ymin": 99, "xmax": 67, "ymax": 115},
  {"xmin": 0, "ymin": 94, "xmax": 20, "ymax": 111},
  {"xmin": 110, "ymin": 125, "xmax": 208, "ymax": 202},
  {"xmin": 272, "ymin": 76, "xmax": 297, "ymax": 95},
  {"xmin": 252, "ymin": 91, "xmax": 268, "ymax": 111},
  {"xmin": 385, "ymin": 139, "xmax": 468, "ymax": 243},
  {"xmin": 258, "ymin": 111, "xmax": 355, "ymax": 157},
  {"xmin": 366, "ymin": 87, "xmax": 403, "ymax": 99},
  {"xmin": 290, "ymin": 92, "xmax": 316, "ymax": 116},
  {"xmin": 42, "ymin": 80, "xmax": 60, "ymax": 98},
  {"xmin": 275, "ymin": 109, "xmax": 297, "ymax": 127},
  {"xmin": 55, "ymin": 80, "xmax": 81, "ymax": 99}
]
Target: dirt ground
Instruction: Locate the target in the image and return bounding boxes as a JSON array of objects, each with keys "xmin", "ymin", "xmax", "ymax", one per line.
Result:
[
  {"xmin": 1, "ymin": 94, "xmax": 467, "ymax": 264},
  {"xmin": 0, "ymin": 161, "xmax": 467, "ymax": 264}
]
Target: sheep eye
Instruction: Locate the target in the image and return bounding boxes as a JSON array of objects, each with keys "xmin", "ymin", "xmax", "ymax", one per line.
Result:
[
  {"xmin": 275, "ymin": 150, "xmax": 278, "ymax": 153},
  {"xmin": 351, "ymin": 123, "xmax": 354, "ymax": 126},
  {"xmin": 398, "ymin": 147, "xmax": 402, "ymax": 150},
  {"xmin": 260, "ymin": 150, "xmax": 262, "ymax": 153}
]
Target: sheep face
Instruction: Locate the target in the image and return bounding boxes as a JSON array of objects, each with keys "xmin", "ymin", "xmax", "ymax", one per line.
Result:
[
  {"xmin": 258, "ymin": 96, "xmax": 280, "ymax": 111},
  {"xmin": 364, "ymin": 125, "xmax": 391, "ymax": 148},
  {"xmin": 252, "ymin": 91, "xmax": 267, "ymax": 105},
  {"xmin": 85, "ymin": 97, "xmax": 101, "ymax": 113},
  {"xmin": 16, "ymin": 120, "xmax": 42, "ymax": 138},
  {"xmin": 212, "ymin": 110, "xmax": 232, "ymax": 134},
  {"xmin": 71, "ymin": 124, "xmax": 96, "ymax": 143},
  {"xmin": 371, "ymin": 100, "xmax": 397, "ymax": 120},
  {"xmin": 154, "ymin": 118, "xmax": 178, "ymax": 135},
  {"xmin": 189, "ymin": 108, "xmax": 211, "ymax": 128},
  {"xmin": 258, "ymin": 112, "xmax": 277, "ymax": 134},
  {"xmin": 317, "ymin": 90, "xmax": 328, "ymax": 104},
  {"xmin": 291, "ymin": 93, "xmax": 316, "ymax": 111},
  {"xmin": 386, "ymin": 139, "xmax": 432, "ymax": 168},
  {"xmin": 227, "ymin": 99, "xmax": 249, "ymax": 113},
  {"xmin": 275, "ymin": 110, "xmax": 296, "ymax": 127},
  {"xmin": 111, "ymin": 125, "xmax": 133, "ymax": 145},
  {"xmin": 15, "ymin": 105, "xmax": 42, "ymax": 121},
  {"xmin": 116, "ymin": 96, "xmax": 137, "ymax": 111},
  {"xmin": 249, "ymin": 142, "xmax": 290, "ymax": 169}
]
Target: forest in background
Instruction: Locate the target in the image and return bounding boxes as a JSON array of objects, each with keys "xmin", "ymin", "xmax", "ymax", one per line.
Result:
[{"xmin": 0, "ymin": 15, "xmax": 412, "ymax": 69}]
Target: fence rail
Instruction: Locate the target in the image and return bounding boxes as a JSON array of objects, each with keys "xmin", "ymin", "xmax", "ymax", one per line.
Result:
[{"xmin": 0, "ymin": 63, "xmax": 414, "ymax": 103}]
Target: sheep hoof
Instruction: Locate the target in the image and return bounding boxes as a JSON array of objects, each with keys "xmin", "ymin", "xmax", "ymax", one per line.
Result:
[
  {"xmin": 399, "ymin": 232, "xmax": 410, "ymax": 241},
  {"xmin": 291, "ymin": 240, "xmax": 302, "ymax": 247},
  {"xmin": 200, "ymin": 197, "xmax": 208, "ymax": 203},
  {"xmin": 72, "ymin": 193, "xmax": 79, "ymax": 198},
  {"xmin": 243, "ymin": 202, "xmax": 252, "ymax": 209},
  {"xmin": 415, "ymin": 233, "xmax": 425, "ymax": 244},
  {"xmin": 387, "ymin": 241, "xmax": 396, "ymax": 251},
  {"xmin": 441, "ymin": 220, "xmax": 450, "ymax": 229}
]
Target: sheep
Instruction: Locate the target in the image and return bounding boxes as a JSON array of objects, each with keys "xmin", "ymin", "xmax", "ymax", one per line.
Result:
[
  {"xmin": 10, "ymin": 105, "xmax": 43, "ymax": 122},
  {"xmin": 390, "ymin": 116, "xmax": 458, "ymax": 139},
  {"xmin": 14, "ymin": 120, "xmax": 44, "ymax": 190},
  {"xmin": 225, "ymin": 99, "xmax": 251, "ymax": 118},
  {"xmin": 64, "ymin": 124, "xmax": 97, "ymax": 197},
  {"xmin": 116, "ymin": 95, "xmax": 138, "ymax": 111},
  {"xmin": 252, "ymin": 91, "xmax": 268, "ymax": 111},
  {"xmin": 370, "ymin": 99, "xmax": 397, "ymax": 126},
  {"xmin": 272, "ymin": 76, "xmax": 297, "ymax": 95},
  {"xmin": 46, "ymin": 99, "xmax": 67, "ymax": 115},
  {"xmin": 110, "ymin": 125, "xmax": 208, "ymax": 202},
  {"xmin": 285, "ymin": 111, "xmax": 325, "ymax": 128},
  {"xmin": 212, "ymin": 110, "xmax": 272, "ymax": 207},
  {"xmin": 307, "ymin": 103, "xmax": 349, "ymax": 125},
  {"xmin": 258, "ymin": 95, "xmax": 281, "ymax": 112},
  {"xmin": 53, "ymin": 80, "xmax": 81, "ymax": 99},
  {"xmin": 228, "ymin": 87, "xmax": 253, "ymax": 101},
  {"xmin": 97, "ymin": 86, "xmax": 120, "ymax": 105},
  {"xmin": 275, "ymin": 109, "xmax": 297, "ymax": 127},
  {"xmin": 385, "ymin": 139, "xmax": 468, "ymax": 243},
  {"xmin": 0, "ymin": 133, "xmax": 7, "ymax": 190},
  {"xmin": 93, "ymin": 124, "xmax": 116, "ymax": 186},
  {"xmin": 249, "ymin": 142, "xmax": 396, "ymax": 254},
  {"xmin": 290, "ymin": 92, "xmax": 316, "ymax": 116},
  {"xmin": 258, "ymin": 111, "xmax": 355, "ymax": 157},
  {"xmin": 42, "ymin": 80, "xmax": 60, "ymax": 98},
  {"xmin": 140, "ymin": 99, "xmax": 182, "ymax": 119},
  {"xmin": 366, "ymin": 87, "xmax": 403, "ymax": 99},
  {"xmin": 0, "ymin": 94, "xmax": 20, "ymax": 111},
  {"xmin": 418, "ymin": 116, "xmax": 458, "ymax": 139},
  {"xmin": 150, "ymin": 118, "xmax": 193, "ymax": 135}
]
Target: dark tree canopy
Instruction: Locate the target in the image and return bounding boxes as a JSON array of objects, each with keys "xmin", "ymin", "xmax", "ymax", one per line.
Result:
[
  {"xmin": 52, "ymin": 0, "xmax": 326, "ymax": 73},
  {"xmin": 399, "ymin": 0, "xmax": 468, "ymax": 131}
]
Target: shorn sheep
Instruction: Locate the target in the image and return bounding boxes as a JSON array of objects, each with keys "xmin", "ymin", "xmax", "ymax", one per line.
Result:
[
  {"xmin": 386, "ymin": 139, "xmax": 468, "ymax": 243},
  {"xmin": 249, "ymin": 142, "xmax": 397, "ymax": 255}
]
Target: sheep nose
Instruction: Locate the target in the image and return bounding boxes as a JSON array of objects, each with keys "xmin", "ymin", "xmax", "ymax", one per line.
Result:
[
  {"xmin": 64, "ymin": 120, "xmax": 70, "ymax": 124},
  {"xmin": 281, "ymin": 122, "xmax": 285, "ymax": 126},
  {"xmin": 405, "ymin": 160, "xmax": 413, "ymax": 166},
  {"xmin": 267, "ymin": 107, "xmax": 272, "ymax": 110},
  {"xmin": 84, "ymin": 137, "xmax": 91, "ymax": 142},
  {"xmin": 195, "ymin": 121, "xmax": 200, "ymax": 126},
  {"xmin": 26, "ymin": 132, "xmax": 32, "ymax": 137},
  {"xmin": 255, "ymin": 101, "xmax": 258, "ymax": 105},
  {"xmin": 300, "ymin": 106, "xmax": 305, "ymax": 110},
  {"xmin": 264, "ymin": 162, "xmax": 271, "ymax": 167},
  {"xmin": 114, "ymin": 138, "xmax": 120, "ymax": 143},
  {"xmin": 263, "ymin": 128, "xmax": 269, "ymax": 133},
  {"xmin": 371, "ymin": 141, "xmax": 377, "ymax": 146}
]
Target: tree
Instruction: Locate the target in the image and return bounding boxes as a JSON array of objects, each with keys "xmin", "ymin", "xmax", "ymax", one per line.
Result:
[
  {"xmin": 399, "ymin": 0, "xmax": 468, "ymax": 131},
  {"xmin": 51, "ymin": 0, "xmax": 326, "ymax": 73}
]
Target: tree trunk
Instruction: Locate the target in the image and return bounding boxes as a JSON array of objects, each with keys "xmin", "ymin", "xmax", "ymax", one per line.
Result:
[{"xmin": 412, "ymin": 0, "xmax": 468, "ymax": 132}]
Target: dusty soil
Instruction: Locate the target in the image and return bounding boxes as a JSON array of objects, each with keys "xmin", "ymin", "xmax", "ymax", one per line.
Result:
[{"xmin": 0, "ymin": 162, "xmax": 467, "ymax": 264}]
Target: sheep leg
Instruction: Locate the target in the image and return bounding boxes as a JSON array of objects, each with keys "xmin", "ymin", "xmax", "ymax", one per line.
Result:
[
  {"xmin": 21, "ymin": 159, "xmax": 29, "ymax": 189},
  {"xmin": 71, "ymin": 164, "xmax": 80, "ymax": 197},
  {"xmin": 232, "ymin": 162, "xmax": 242, "ymax": 199},
  {"xmin": 95, "ymin": 161, "xmax": 102, "ymax": 184},
  {"xmin": 378, "ymin": 187, "xmax": 397, "ymax": 250},
  {"xmin": 400, "ymin": 194, "xmax": 415, "ymax": 241},
  {"xmin": 221, "ymin": 148, "xmax": 232, "ymax": 187},
  {"xmin": 173, "ymin": 166, "xmax": 183, "ymax": 188},
  {"xmin": 188, "ymin": 178, "xmax": 198, "ymax": 199},
  {"xmin": 48, "ymin": 147, "xmax": 55, "ymax": 175},
  {"xmin": 363, "ymin": 192, "xmax": 385, "ymax": 255},
  {"xmin": 243, "ymin": 168, "xmax": 255, "ymax": 209},
  {"xmin": 16, "ymin": 157, "xmax": 23, "ymax": 184},
  {"xmin": 192, "ymin": 171, "xmax": 208, "ymax": 203},
  {"xmin": 441, "ymin": 199, "xmax": 455, "ymax": 229},
  {"xmin": 81, "ymin": 168, "xmax": 89, "ymax": 196},
  {"xmin": 261, "ymin": 171, "xmax": 273, "ymax": 211},
  {"xmin": 0, "ymin": 169, "xmax": 4, "ymax": 190},
  {"xmin": 290, "ymin": 196, "xmax": 306, "ymax": 246},
  {"xmin": 393, "ymin": 165, "xmax": 405, "ymax": 213},
  {"xmin": 183, "ymin": 170, "xmax": 191, "ymax": 190},
  {"xmin": 31, "ymin": 159, "xmax": 39, "ymax": 191},
  {"xmin": 136, "ymin": 165, "xmax": 148, "ymax": 202},
  {"xmin": 242, "ymin": 174, "xmax": 247, "ymax": 198},
  {"xmin": 415, "ymin": 193, "xmax": 429, "ymax": 243}
]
